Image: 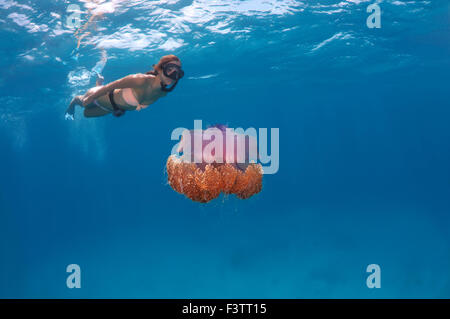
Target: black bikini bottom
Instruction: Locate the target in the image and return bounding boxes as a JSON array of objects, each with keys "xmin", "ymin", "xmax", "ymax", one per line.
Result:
[{"xmin": 108, "ymin": 90, "xmax": 126, "ymax": 117}]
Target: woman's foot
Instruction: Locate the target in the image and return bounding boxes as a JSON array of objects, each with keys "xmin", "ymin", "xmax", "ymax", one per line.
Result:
[{"xmin": 65, "ymin": 107, "xmax": 75, "ymax": 120}]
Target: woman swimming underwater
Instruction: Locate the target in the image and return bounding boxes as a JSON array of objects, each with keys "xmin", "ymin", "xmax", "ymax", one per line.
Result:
[{"xmin": 65, "ymin": 55, "xmax": 184, "ymax": 119}]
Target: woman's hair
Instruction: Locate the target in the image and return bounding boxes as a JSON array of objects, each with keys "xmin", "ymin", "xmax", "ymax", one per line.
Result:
[{"xmin": 146, "ymin": 54, "xmax": 181, "ymax": 76}]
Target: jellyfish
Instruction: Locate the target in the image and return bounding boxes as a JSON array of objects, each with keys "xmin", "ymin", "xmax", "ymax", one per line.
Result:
[{"xmin": 166, "ymin": 125, "xmax": 263, "ymax": 203}]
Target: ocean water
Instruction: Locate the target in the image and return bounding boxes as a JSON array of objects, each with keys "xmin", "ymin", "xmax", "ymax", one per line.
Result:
[{"xmin": 0, "ymin": 0, "xmax": 449, "ymax": 299}]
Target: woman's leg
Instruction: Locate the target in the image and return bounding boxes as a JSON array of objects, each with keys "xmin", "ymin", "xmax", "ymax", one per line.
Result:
[
  {"xmin": 66, "ymin": 72, "xmax": 107, "ymax": 119},
  {"xmin": 83, "ymin": 104, "xmax": 111, "ymax": 117},
  {"xmin": 95, "ymin": 74, "xmax": 104, "ymax": 86},
  {"xmin": 65, "ymin": 95, "xmax": 83, "ymax": 120}
]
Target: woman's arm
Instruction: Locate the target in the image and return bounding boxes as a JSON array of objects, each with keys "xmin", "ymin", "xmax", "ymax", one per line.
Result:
[{"xmin": 82, "ymin": 74, "xmax": 149, "ymax": 106}]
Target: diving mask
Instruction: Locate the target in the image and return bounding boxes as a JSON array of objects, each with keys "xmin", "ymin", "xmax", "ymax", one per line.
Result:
[{"xmin": 162, "ymin": 62, "xmax": 184, "ymax": 81}]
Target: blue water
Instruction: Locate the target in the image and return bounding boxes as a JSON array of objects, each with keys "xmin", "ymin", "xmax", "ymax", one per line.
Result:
[{"xmin": 1, "ymin": 0, "xmax": 449, "ymax": 298}]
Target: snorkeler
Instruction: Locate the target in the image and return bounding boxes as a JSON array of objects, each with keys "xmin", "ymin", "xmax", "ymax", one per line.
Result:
[{"xmin": 65, "ymin": 55, "xmax": 184, "ymax": 119}]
